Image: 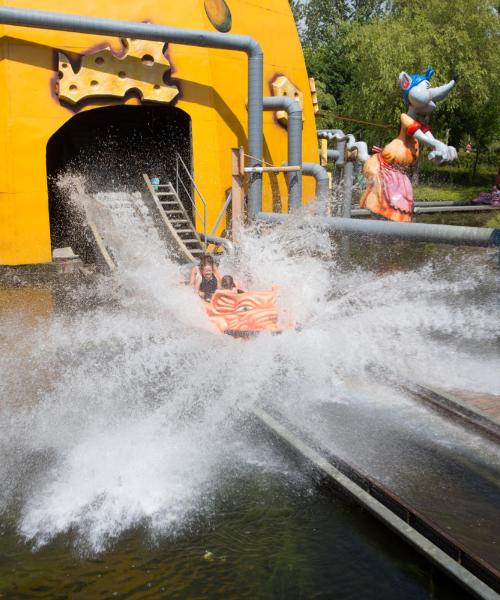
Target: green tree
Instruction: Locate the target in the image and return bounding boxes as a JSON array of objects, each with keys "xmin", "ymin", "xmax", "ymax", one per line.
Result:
[
  {"xmin": 288, "ymin": 0, "xmax": 303, "ymax": 26},
  {"xmin": 293, "ymin": 0, "xmax": 390, "ymax": 113},
  {"xmin": 290, "ymin": 0, "xmax": 499, "ymax": 154},
  {"xmin": 328, "ymin": 0, "xmax": 499, "ymax": 149},
  {"xmin": 312, "ymin": 79, "xmax": 338, "ymax": 129}
]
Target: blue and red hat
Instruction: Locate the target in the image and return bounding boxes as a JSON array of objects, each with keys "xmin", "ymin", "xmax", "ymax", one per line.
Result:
[{"xmin": 401, "ymin": 67, "xmax": 435, "ymax": 101}]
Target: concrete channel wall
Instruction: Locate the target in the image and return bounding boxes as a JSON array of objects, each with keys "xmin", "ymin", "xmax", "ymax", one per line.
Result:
[{"xmin": 252, "ymin": 407, "xmax": 500, "ymax": 600}]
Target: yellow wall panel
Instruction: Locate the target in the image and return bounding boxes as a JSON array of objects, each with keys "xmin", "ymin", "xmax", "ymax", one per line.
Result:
[{"xmin": 1, "ymin": 0, "xmax": 318, "ymax": 264}]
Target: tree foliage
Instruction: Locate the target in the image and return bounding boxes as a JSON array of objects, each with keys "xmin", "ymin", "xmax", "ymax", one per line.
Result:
[
  {"xmin": 292, "ymin": 0, "xmax": 390, "ymax": 107},
  {"xmin": 293, "ymin": 0, "xmax": 499, "ymax": 150}
]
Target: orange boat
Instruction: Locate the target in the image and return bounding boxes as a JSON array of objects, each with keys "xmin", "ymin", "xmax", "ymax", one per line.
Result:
[{"xmin": 205, "ymin": 288, "xmax": 294, "ymax": 337}]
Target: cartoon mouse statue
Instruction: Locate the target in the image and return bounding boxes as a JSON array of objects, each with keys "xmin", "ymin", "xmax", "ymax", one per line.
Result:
[{"xmin": 360, "ymin": 68, "xmax": 457, "ymax": 222}]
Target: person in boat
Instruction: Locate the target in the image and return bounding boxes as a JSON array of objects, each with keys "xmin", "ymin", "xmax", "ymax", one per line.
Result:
[
  {"xmin": 196, "ymin": 264, "xmax": 219, "ymax": 302},
  {"xmin": 189, "ymin": 255, "xmax": 221, "ymax": 289},
  {"xmin": 220, "ymin": 275, "xmax": 245, "ymax": 293}
]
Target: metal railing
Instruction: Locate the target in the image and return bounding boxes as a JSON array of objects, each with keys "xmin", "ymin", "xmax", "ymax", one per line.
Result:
[
  {"xmin": 175, "ymin": 152, "xmax": 207, "ymax": 243},
  {"xmin": 209, "ymin": 191, "xmax": 233, "ymax": 236}
]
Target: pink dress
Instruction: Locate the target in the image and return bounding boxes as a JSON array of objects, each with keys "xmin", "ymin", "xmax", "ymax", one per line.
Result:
[{"xmin": 360, "ymin": 113, "xmax": 422, "ymax": 222}]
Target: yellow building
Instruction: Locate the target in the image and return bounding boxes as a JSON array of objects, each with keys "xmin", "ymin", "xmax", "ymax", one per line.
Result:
[{"xmin": 0, "ymin": 0, "xmax": 318, "ymax": 265}]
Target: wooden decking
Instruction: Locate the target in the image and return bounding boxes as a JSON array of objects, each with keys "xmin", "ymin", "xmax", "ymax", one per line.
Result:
[{"xmin": 452, "ymin": 391, "xmax": 500, "ymax": 427}]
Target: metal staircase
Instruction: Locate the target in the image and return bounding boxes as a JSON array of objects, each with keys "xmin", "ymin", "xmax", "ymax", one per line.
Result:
[{"xmin": 143, "ymin": 174, "xmax": 205, "ymax": 263}]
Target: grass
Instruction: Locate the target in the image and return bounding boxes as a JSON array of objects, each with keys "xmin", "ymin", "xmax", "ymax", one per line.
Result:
[
  {"xmin": 485, "ymin": 213, "xmax": 500, "ymax": 229},
  {"xmin": 419, "ymin": 160, "xmax": 497, "ymax": 187},
  {"xmin": 413, "ymin": 184, "xmax": 485, "ymax": 202},
  {"xmin": 413, "ymin": 181, "xmax": 500, "ymax": 227},
  {"xmin": 417, "ymin": 211, "xmax": 497, "ymax": 228},
  {"xmin": 413, "ymin": 161, "xmax": 497, "ymax": 203}
]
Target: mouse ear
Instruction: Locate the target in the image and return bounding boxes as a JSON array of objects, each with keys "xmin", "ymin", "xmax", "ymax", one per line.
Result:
[{"xmin": 399, "ymin": 72, "xmax": 412, "ymax": 92}]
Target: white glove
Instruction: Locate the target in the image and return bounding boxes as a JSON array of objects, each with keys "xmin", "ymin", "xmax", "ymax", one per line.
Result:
[{"xmin": 429, "ymin": 143, "xmax": 458, "ymax": 165}]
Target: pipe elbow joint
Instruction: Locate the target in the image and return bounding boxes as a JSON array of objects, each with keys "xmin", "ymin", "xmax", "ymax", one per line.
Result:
[
  {"xmin": 287, "ymin": 101, "xmax": 302, "ymax": 116},
  {"xmin": 302, "ymin": 162, "xmax": 328, "ymax": 182},
  {"xmin": 246, "ymin": 38, "xmax": 263, "ymax": 59},
  {"xmin": 263, "ymin": 96, "xmax": 301, "ymax": 116}
]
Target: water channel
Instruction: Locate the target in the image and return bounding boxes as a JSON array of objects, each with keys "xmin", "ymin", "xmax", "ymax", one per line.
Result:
[{"xmin": 1, "ymin": 190, "xmax": 498, "ymax": 598}]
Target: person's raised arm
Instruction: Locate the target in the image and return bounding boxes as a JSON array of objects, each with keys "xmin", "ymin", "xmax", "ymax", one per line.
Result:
[{"xmin": 189, "ymin": 266, "xmax": 201, "ymax": 288}]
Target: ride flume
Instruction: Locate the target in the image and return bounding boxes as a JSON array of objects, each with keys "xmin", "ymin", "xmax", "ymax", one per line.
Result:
[
  {"xmin": 1, "ymin": 2, "xmax": 499, "ymax": 598},
  {"xmin": 1, "ymin": 177, "xmax": 500, "ymax": 597}
]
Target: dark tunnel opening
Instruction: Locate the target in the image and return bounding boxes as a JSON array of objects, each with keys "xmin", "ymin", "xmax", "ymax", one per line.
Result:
[{"xmin": 46, "ymin": 104, "xmax": 192, "ymax": 261}]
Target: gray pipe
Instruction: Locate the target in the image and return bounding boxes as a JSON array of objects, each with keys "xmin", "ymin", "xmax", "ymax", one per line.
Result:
[
  {"xmin": 200, "ymin": 233, "xmax": 234, "ymax": 253},
  {"xmin": 302, "ymin": 163, "xmax": 329, "ymax": 199},
  {"xmin": 318, "ymin": 129, "xmax": 370, "ymax": 162},
  {"xmin": 281, "ymin": 161, "xmax": 329, "ymax": 201},
  {"xmin": 327, "ymin": 149, "xmax": 340, "ymax": 162},
  {"xmin": 351, "ymin": 205, "xmax": 500, "ymax": 216},
  {"xmin": 256, "ymin": 212, "xmax": 500, "ymax": 247},
  {"xmin": 335, "ymin": 140, "xmax": 347, "ymax": 168},
  {"xmin": 318, "ymin": 148, "xmax": 340, "ymax": 162},
  {"xmin": 342, "ymin": 161, "xmax": 353, "ymax": 218},
  {"xmin": 0, "ymin": 5, "xmax": 263, "ymax": 218},
  {"xmin": 317, "ymin": 129, "xmax": 345, "ymax": 140},
  {"xmin": 414, "ymin": 201, "xmax": 471, "ymax": 207},
  {"xmin": 263, "ymin": 97, "xmax": 302, "ymax": 211}
]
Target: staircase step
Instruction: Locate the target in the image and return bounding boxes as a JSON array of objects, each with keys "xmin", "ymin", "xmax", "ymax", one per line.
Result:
[{"xmin": 144, "ymin": 174, "xmax": 204, "ymax": 258}]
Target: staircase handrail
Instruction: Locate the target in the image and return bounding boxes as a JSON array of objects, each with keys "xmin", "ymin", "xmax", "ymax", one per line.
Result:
[
  {"xmin": 209, "ymin": 191, "xmax": 232, "ymax": 236},
  {"xmin": 175, "ymin": 153, "xmax": 207, "ymax": 241}
]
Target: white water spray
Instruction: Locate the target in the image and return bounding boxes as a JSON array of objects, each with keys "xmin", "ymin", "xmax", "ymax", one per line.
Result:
[{"xmin": 1, "ymin": 178, "xmax": 498, "ymax": 552}]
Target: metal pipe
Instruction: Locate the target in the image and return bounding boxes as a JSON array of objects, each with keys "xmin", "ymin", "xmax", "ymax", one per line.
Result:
[
  {"xmin": 244, "ymin": 166, "xmax": 300, "ymax": 173},
  {"xmin": 256, "ymin": 212, "xmax": 500, "ymax": 247},
  {"xmin": 262, "ymin": 96, "xmax": 302, "ymax": 211},
  {"xmin": 280, "ymin": 162, "xmax": 329, "ymax": 200},
  {"xmin": 302, "ymin": 162, "xmax": 329, "ymax": 199},
  {"xmin": 200, "ymin": 233, "xmax": 234, "ymax": 253},
  {"xmin": 327, "ymin": 149, "xmax": 340, "ymax": 162},
  {"xmin": 0, "ymin": 5, "xmax": 264, "ymax": 217},
  {"xmin": 317, "ymin": 129, "xmax": 345, "ymax": 140},
  {"xmin": 351, "ymin": 205, "xmax": 500, "ymax": 216},
  {"xmin": 335, "ymin": 140, "xmax": 347, "ymax": 168},
  {"xmin": 414, "ymin": 201, "xmax": 471, "ymax": 207},
  {"xmin": 342, "ymin": 161, "xmax": 354, "ymax": 218},
  {"xmin": 318, "ymin": 129, "xmax": 370, "ymax": 162},
  {"xmin": 317, "ymin": 148, "xmax": 340, "ymax": 162}
]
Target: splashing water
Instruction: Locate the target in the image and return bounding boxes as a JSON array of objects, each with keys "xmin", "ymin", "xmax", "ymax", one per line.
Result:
[{"xmin": 1, "ymin": 177, "xmax": 498, "ymax": 553}]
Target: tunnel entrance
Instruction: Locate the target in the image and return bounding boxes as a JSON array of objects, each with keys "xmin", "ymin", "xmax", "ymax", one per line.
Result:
[{"xmin": 46, "ymin": 104, "xmax": 192, "ymax": 261}]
